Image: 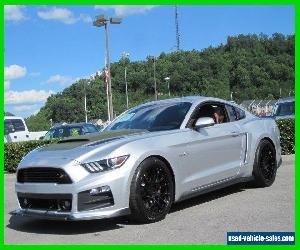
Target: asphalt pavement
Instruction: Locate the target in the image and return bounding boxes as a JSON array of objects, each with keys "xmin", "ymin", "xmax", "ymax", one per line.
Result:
[{"xmin": 5, "ymin": 155, "xmax": 294, "ymax": 245}]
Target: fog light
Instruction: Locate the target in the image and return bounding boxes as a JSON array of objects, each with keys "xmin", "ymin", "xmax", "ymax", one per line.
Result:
[
  {"xmin": 90, "ymin": 185, "xmax": 111, "ymax": 196},
  {"xmin": 59, "ymin": 200, "xmax": 71, "ymax": 211}
]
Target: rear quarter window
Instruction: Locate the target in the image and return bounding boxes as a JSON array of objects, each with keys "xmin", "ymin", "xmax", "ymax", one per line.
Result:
[
  {"xmin": 235, "ymin": 107, "xmax": 246, "ymax": 120},
  {"xmin": 225, "ymin": 105, "xmax": 237, "ymax": 122}
]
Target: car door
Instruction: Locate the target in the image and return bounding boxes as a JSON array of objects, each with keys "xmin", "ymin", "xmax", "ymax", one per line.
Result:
[{"xmin": 181, "ymin": 102, "xmax": 246, "ymax": 192}]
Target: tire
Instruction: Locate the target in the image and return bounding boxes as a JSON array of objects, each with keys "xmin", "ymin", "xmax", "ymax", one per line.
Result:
[
  {"xmin": 252, "ymin": 139, "xmax": 277, "ymax": 187},
  {"xmin": 129, "ymin": 157, "xmax": 174, "ymax": 223}
]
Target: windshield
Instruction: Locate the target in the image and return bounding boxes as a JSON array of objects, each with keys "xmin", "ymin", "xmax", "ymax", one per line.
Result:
[
  {"xmin": 104, "ymin": 102, "xmax": 192, "ymax": 132},
  {"xmin": 274, "ymin": 101, "xmax": 295, "ymax": 116}
]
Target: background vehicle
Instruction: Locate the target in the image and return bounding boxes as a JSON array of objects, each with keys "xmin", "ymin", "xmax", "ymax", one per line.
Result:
[
  {"xmin": 13, "ymin": 96, "xmax": 281, "ymax": 223},
  {"xmin": 42, "ymin": 123, "xmax": 100, "ymax": 140},
  {"xmin": 4, "ymin": 116, "xmax": 47, "ymax": 143},
  {"xmin": 273, "ymin": 97, "xmax": 295, "ymax": 120}
]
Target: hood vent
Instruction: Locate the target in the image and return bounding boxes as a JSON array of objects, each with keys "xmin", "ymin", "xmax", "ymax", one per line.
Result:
[{"xmin": 87, "ymin": 137, "xmax": 122, "ymax": 147}]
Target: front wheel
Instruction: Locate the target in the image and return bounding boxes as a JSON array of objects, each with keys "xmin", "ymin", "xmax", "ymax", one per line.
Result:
[
  {"xmin": 129, "ymin": 157, "xmax": 174, "ymax": 223},
  {"xmin": 252, "ymin": 139, "xmax": 277, "ymax": 187}
]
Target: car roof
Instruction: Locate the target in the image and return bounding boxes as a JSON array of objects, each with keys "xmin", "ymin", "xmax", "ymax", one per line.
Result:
[
  {"xmin": 4, "ymin": 116, "xmax": 24, "ymax": 120},
  {"xmin": 138, "ymin": 96, "xmax": 224, "ymax": 107},
  {"xmin": 276, "ymin": 96, "xmax": 294, "ymax": 103}
]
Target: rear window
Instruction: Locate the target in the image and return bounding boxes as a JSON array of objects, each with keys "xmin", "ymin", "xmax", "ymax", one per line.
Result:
[
  {"xmin": 235, "ymin": 107, "xmax": 246, "ymax": 120},
  {"xmin": 225, "ymin": 105, "xmax": 246, "ymax": 121}
]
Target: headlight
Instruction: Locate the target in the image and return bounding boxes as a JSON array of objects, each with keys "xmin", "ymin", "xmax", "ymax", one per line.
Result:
[{"xmin": 82, "ymin": 155, "xmax": 130, "ymax": 173}]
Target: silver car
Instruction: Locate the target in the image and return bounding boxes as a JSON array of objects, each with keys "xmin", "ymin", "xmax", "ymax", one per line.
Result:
[{"xmin": 13, "ymin": 96, "xmax": 282, "ymax": 223}]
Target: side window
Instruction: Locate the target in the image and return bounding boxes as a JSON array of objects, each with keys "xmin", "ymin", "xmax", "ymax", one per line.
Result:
[
  {"xmin": 192, "ymin": 103, "xmax": 229, "ymax": 125},
  {"xmin": 226, "ymin": 105, "xmax": 237, "ymax": 122},
  {"xmin": 234, "ymin": 107, "xmax": 246, "ymax": 120},
  {"xmin": 4, "ymin": 120, "xmax": 12, "ymax": 134},
  {"xmin": 85, "ymin": 125, "xmax": 98, "ymax": 133},
  {"xmin": 11, "ymin": 119, "xmax": 26, "ymax": 132},
  {"xmin": 57, "ymin": 128, "xmax": 65, "ymax": 138},
  {"xmin": 69, "ymin": 127, "xmax": 82, "ymax": 137}
]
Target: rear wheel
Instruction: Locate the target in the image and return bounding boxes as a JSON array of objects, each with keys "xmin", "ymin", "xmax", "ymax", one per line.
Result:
[
  {"xmin": 129, "ymin": 157, "xmax": 174, "ymax": 223},
  {"xmin": 252, "ymin": 139, "xmax": 277, "ymax": 187}
]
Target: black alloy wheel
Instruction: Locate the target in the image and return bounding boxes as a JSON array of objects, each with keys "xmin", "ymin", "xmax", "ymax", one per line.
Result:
[
  {"xmin": 252, "ymin": 139, "xmax": 277, "ymax": 187},
  {"xmin": 129, "ymin": 157, "xmax": 174, "ymax": 223}
]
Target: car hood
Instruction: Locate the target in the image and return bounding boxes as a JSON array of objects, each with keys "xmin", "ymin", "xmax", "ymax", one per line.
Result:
[{"xmin": 18, "ymin": 129, "xmax": 164, "ymax": 169}]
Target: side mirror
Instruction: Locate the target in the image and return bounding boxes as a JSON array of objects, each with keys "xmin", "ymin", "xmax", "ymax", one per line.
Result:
[
  {"xmin": 194, "ymin": 117, "xmax": 215, "ymax": 130},
  {"xmin": 39, "ymin": 136, "xmax": 44, "ymax": 140}
]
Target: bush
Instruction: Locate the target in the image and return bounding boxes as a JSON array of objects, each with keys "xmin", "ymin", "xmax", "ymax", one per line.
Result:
[
  {"xmin": 4, "ymin": 119, "xmax": 295, "ymax": 173},
  {"xmin": 276, "ymin": 118, "xmax": 295, "ymax": 155},
  {"xmin": 4, "ymin": 140, "xmax": 56, "ymax": 173}
]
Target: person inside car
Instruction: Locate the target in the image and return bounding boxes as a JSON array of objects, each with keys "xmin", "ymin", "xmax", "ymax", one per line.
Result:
[{"xmin": 213, "ymin": 107, "xmax": 225, "ymax": 124}]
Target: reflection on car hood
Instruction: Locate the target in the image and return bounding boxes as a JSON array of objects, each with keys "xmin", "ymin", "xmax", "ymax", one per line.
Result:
[{"xmin": 38, "ymin": 129, "xmax": 148, "ymax": 151}]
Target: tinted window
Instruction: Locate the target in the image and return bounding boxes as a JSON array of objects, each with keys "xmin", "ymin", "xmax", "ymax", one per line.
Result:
[
  {"xmin": 5, "ymin": 119, "xmax": 26, "ymax": 132},
  {"xmin": 69, "ymin": 127, "xmax": 82, "ymax": 137},
  {"xmin": 84, "ymin": 124, "xmax": 98, "ymax": 133},
  {"xmin": 235, "ymin": 107, "xmax": 246, "ymax": 120},
  {"xmin": 44, "ymin": 129, "xmax": 56, "ymax": 140},
  {"xmin": 4, "ymin": 120, "xmax": 11, "ymax": 134},
  {"xmin": 275, "ymin": 101, "xmax": 294, "ymax": 116},
  {"xmin": 226, "ymin": 105, "xmax": 237, "ymax": 122},
  {"xmin": 105, "ymin": 102, "xmax": 192, "ymax": 132}
]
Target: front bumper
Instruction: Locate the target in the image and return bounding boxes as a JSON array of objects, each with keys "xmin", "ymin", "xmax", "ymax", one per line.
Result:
[
  {"xmin": 11, "ymin": 207, "xmax": 130, "ymax": 221},
  {"xmin": 13, "ymin": 167, "xmax": 132, "ymax": 221}
]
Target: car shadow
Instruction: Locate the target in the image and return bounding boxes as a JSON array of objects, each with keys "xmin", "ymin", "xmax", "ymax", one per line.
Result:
[
  {"xmin": 170, "ymin": 182, "xmax": 246, "ymax": 214},
  {"xmin": 7, "ymin": 183, "xmax": 247, "ymax": 234},
  {"xmin": 7, "ymin": 216, "xmax": 126, "ymax": 235}
]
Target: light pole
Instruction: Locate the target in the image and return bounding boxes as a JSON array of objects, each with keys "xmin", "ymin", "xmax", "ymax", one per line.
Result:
[
  {"xmin": 164, "ymin": 77, "xmax": 170, "ymax": 97},
  {"xmin": 121, "ymin": 52, "xmax": 130, "ymax": 109},
  {"xmin": 93, "ymin": 15, "xmax": 122, "ymax": 121}
]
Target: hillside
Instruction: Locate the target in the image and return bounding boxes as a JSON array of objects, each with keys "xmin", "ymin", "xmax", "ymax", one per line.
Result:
[{"xmin": 26, "ymin": 33, "xmax": 294, "ymax": 131}]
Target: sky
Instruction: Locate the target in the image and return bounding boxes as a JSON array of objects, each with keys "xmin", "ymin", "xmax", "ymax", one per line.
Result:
[{"xmin": 4, "ymin": 5, "xmax": 295, "ymax": 118}]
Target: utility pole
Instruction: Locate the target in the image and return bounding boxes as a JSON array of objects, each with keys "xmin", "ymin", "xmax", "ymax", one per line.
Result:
[
  {"xmin": 153, "ymin": 57, "xmax": 158, "ymax": 100},
  {"xmin": 121, "ymin": 52, "xmax": 130, "ymax": 109},
  {"xmin": 175, "ymin": 5, "xmax": 180, "ymax": 51},
  {"xmin": 84, "ymin": 80, "xmax": 88, "ymax": 123}
]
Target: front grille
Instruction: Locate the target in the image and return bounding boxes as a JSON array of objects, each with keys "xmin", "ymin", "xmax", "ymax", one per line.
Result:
[
  {"xmin": 17, "ymin": 167, "xmax": 72, "ymax": 184},
  {"xmin": 18, "ymin": 193, "xmax": 72, "ymax": 212}
]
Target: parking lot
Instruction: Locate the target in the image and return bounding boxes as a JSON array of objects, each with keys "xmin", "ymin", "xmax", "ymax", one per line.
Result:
[{"xmin": 5, "ymin": 155, "xmax": 294, "ymax": 245}]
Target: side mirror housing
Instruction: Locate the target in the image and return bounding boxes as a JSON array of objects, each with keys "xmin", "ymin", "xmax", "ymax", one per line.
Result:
[{"xmin": 194, "ymin": 117, "xmax": 215, "ymax": 130}]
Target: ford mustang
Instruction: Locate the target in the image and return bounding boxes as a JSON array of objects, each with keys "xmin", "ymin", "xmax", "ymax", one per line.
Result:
[{"xmin": 12, "ymin": 96, "xmax": 282, "ymax": 223}]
